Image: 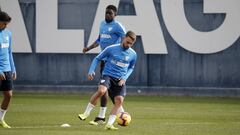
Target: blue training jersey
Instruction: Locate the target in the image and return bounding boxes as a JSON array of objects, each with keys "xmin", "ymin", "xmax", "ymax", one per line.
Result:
[
  {"xmin": 96, "ymin": 20, "xmax": 126, "ymax": 51},
  {"xmin": 0, "ymin": 29, "xmax": 16, "ymax": 73},
  {"xmin": 88, "ymin": 44, "xmax": 137, "ymax": 81}
]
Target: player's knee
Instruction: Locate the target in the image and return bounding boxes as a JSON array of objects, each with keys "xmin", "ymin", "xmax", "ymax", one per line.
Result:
[
  {"xmin": 4, "ymin": 91, "xmax": 12, "ymax": 99},
  {"xmin": 114, "ymin": 97, "xmax": 123, "ymax": 107},
  {"xmin": 103, "ymin": 92, "xmax": 108, "ymax": 98},
  {"xmin": 98, "ymin": 85, "xmax": 107, "ymax": 96},
  {"xmin": 98, "ymin": 89, "xmax": 106, "ymax": 96}
]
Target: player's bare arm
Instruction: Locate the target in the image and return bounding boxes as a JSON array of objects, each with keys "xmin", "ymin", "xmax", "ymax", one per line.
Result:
[
  {"xmin": 83, "ymin": 42, "xmax": 99, "ymax": 53},
  {"xmin": 118, "ymin": 79, "xmax": 125, "ymax": 86},
  {"xmin": 0, "ymin": 72, "xmax": 6, "ymax": 80},
  {"xmin": 88, "ymin": 72, "xmax": 95, "ymax": 81},
  {"xmin": 12, "ymin": 72, "xmax": 17, "ymax": 80}
]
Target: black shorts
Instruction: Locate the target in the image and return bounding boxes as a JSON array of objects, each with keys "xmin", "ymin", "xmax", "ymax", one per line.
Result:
[
  {"xmin": 0, "ymin": 72, "xmax": 13, "ymax": 91},
  {"xmin": 99, "ymin": 75, "xmax": 126, "ymax": 103}
]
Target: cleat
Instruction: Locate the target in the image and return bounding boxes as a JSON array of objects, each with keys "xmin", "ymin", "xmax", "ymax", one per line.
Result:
[
  {"xmin": 89, "ymin": 120, "xmax": 99, "ymax": 125},
  {"xmin": 89, "ymin": 117, "xmax": 106, "ymax": 125},
  {"xmin": 78, "ymin": 113, "xmax": 89, "ymax": 121},
  {"xmin": 0, "ymin": 120, "xmax": 11, "ymax": 128},
  {"xmin": 105, "ymin": 124, "xmax": 118, "ymax": 130}
]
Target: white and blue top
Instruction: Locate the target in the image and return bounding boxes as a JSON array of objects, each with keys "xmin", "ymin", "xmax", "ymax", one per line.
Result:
[
  {"xmin": 0, "ymin": 29, "xmax": 15, "ymax": 74},
  {"xmin": 96, "ymin": 20, "xmax": 126, "ymax": 51},
  {"xmin": 88, "ymin": 44, "xmax": 137, "ymax": 81}
]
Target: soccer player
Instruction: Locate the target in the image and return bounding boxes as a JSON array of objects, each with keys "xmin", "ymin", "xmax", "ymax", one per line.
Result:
[
  {"xmin": 78, "ymin": 31, "xmax": 137, "ymax": 130},
  {"xmin": 81, "ymin": 5, "xmax": 126, "ymax": 125},
  {"xmin": 0, "ymin": 11, "xmax": 17, "ymax": 128}
]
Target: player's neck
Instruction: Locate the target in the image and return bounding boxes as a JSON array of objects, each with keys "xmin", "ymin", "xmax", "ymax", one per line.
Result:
[
  {"xmin": 121, "ymin": 44, "xmax": 130, "ymax": 50},
  {"xmin": 105, "ymin": 19, "xmax": 114, "ymax": 23}
]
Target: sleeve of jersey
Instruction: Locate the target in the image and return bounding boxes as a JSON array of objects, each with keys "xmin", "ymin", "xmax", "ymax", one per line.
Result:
[
  {"xmin": 117, "ymin": 23, "xmax": 126, "ymax": 38},
  {"xmin": 95, "ymin": 35, "xmax": 100, "ymax": 44},
  {"xmin": 9, "ymin": 34, "xmax": 16, "ymax": 73},
  {"xmin": 88, "ymin": 47, "xmax": 109, "ymax": 74},
  {"xmin": 95, "ymin": 22, "xmax": 103, "ymax": 44},
  {"xmin": 121, "ymin": 54, "xmax": 137, "ymax": 81}
]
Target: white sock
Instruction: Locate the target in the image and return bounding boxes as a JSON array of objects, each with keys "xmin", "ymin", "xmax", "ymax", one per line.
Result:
[
  {"xmin": 83, "ymin": 103, "xmax": 95, "ymax": 116},
  {"xmin": 98, "ymin": 107, "xmax": 107, "ymax": 118},
  {"xmin": 117, "ymin": 106, "xmax": 125, "ymax": 114},
  {"xmin": 107, "ymin": 115, "xmax": 116, "ymax": 125},
  {"xmin": 0, "ymin": 108, "xmax": 7, "ymax": 121}
]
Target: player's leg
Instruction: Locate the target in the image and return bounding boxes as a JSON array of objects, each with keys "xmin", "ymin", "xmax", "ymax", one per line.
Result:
[
  {"xmin": 0, "ymin": 90, "xmax": 12, "ymax": 110},
  {"xmin": 89, "ymin": 92, "xmax": 108, "ymax": 125},
  {"xmin": 88, "ymin": 70, "xmax": 109, "ymax": 125},
  {"xmin": 117, "ymin": 105, "xmax": 125, "ymax": 114},
  {"xmin": 78, "ymin": 75, "xmax": 110, "ymax": 121},
  {"xmin": 94, "ymin": 61, "xmax": 107, "ymax": 122},
  {"xmin": 99, "ymin": 61, "xmax": 108, "ymax": 120},
  {"xmin": 105, "ymin": 80, "xmax": 126, "ymax": 130},
  {"xmin": 99, "ymin": 92, "xmax": 108, "ymax": 118},
  {"xmin": 0, "ymin": 72, "xmax": 13, "ymax": 128},
  {"xmin": 78, "ymin": 85, "xmax": 107, "ymax": 120},
  {"xmin": 105, "ymin": 95, "xmax": 124, "ymax": 130},
  {"xmin": 109, "ymin": 90, "xmax": 125, "ymax": 114}
]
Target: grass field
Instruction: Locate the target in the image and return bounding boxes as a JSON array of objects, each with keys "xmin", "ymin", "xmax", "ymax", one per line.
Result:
[{"xmin": 0, "ymin": 93, "xmax": 240, "ymax": 135}]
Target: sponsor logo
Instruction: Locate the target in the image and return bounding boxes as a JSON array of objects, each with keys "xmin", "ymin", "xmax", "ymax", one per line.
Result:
[
  {"xmin": 100, "ymin": 34, "xmax": 112, "ymax": 39},
  {"xmin": 0, "ymin": 43, "xmax": 10, "ymax": 48}
]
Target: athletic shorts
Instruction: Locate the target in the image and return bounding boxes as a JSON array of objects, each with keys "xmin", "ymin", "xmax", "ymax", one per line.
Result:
[
  {"xmin": 0, "ymin": 71, "xmax": 13, "ymax": 91},
  {"xmin": 99, "ymin": 75, "xmax": 126, "ymax": 103}
]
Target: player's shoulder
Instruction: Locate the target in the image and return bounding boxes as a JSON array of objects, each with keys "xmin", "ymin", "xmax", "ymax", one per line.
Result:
[
  {"xmin": 114, "ymin": 20, "xmax": 123, "ymax": 26},
  {"xmin": 104, "ymin": 44, "xmax": 120, "ymax": 51},
  {"xmin": 101, "ymin": 44, "xmax": 120, "ymax": 54},
  {"xmin": 2, "ymin": 29, "xmax": 12, "ymax": 36},
  {"xmin": 100, "ymin": 20, "xmax": 106, "ymax": 26},
  {"xmin": 106, "ymin": 43, "xmax": 121, "ymax": 50},
  {"xmin": 129, "ymin": 48, "xmax": 137, "ymax": 56},
  {"xmin": 114, "ymin": 21, "xmax": 126, "ymax": 30}
]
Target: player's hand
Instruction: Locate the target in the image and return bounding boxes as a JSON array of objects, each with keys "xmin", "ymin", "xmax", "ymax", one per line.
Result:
[
  {"xmin": 82, "ymin": 47, "xmax": 89, "ymax": 54},
  {"xmin": 0, "ymin": 72, "xmax": 6, "ymax": 80},
  {"xmin": 12, "ymin": 72, "xmax": 17, "ymax": 80},
  {"xmin": 118, "ymin": 79, "xmax": 126, "ymax": 86},
  {"xmin": 88, "ymin": 72, "xmax": 95, "ymax": 80}
]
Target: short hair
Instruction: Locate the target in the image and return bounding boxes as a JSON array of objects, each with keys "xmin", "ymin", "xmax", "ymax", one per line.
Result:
[
  {"xmin": 126, "ymin": 31, "xmax": 136, "ymax": 41},
  {"xmin": 0, "ymin": 11, "xmax": 11, "ymax": 22},
  {"xmin": 106, "ymin": 5, "xmax": 117, "ymax": 13}
]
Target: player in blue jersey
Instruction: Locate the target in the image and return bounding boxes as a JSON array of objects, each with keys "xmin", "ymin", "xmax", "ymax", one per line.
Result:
[
  {"xmin": 79, "ymin": 31, "xmax": 137, "ymax": 130},
  {"xmin": 0, "ymin": 11, "xmax": 16, "ymax": 128},
  {"xmin": 81, "ymin": 5, "xmax": 126, "ymax": 125}
]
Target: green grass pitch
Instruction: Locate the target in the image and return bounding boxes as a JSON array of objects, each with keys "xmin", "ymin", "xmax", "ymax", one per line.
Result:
[{"xmin": 0, "ymin": 93, "xmax": 240, "ymax": 135}]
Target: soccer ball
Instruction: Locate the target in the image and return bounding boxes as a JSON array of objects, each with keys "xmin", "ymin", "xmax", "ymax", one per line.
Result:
[{"xmin": 116, "ymin": 112, "xmax": 131, "ymax": 126}]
